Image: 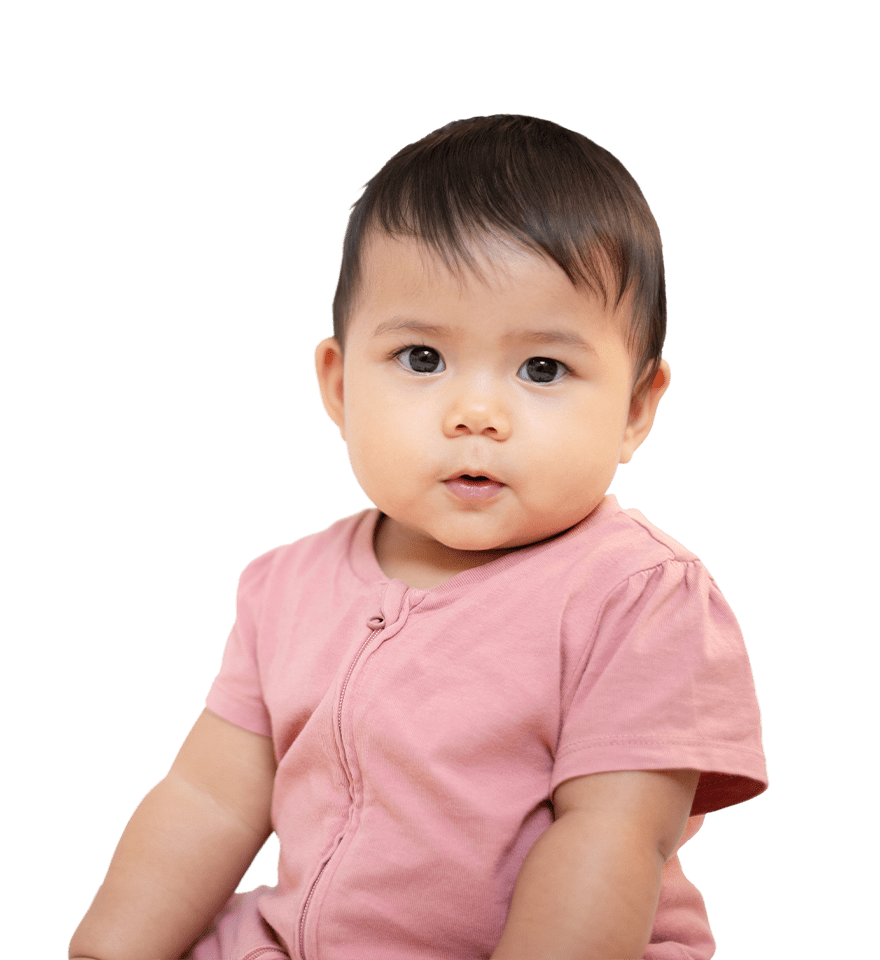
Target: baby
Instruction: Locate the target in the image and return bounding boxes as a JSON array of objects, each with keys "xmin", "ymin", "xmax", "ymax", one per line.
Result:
[{"xmin": 70, "ymin": 115, "xmax": 767, "ymax": 960}]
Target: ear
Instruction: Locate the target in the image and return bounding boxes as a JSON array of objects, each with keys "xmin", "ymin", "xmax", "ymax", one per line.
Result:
[
  {"xmin": 315, "ymin": 337, "xmax": 346, "ymax": 438},
  {"xmin": 619, "ymin": 360, "xmax": 670, "ymax": 464}
]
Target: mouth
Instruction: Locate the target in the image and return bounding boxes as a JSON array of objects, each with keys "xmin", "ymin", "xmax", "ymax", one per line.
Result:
[
  {"xmin": 443, "ymin": 473, "xmax": 504, "ymax": 486},
  {"xmin": 443, "ymin": 472, "xmax": 505, "ymax": 502}
]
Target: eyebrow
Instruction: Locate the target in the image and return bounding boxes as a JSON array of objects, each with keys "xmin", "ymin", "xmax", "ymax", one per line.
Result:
[{"xmin": 372, "ymin": 316, "xmax": 597, "ymax": 354}]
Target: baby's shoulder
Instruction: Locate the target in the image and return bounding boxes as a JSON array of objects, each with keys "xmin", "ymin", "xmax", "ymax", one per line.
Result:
[
  {"xmin": 559, "ymin": 505, "xmax": 734, "ymax": 643},
  {"xmin": 237, "ymin": 510, "xmax": 369, "ymax": 594},
  {"xmin": 613, "ymin": 507, "xmax": 700, "ymax": 566},
  {"xmin": 570, "ymin": 503, "xmax": 700, "ymax": 585}
]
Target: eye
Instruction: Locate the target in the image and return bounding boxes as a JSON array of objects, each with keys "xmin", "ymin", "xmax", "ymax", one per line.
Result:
[
  {"xmin": 517, "ymin": 356, "xmax": 567, "ymax": 384},
  {"xmin": 396, "ymin": 345, "xmax": 446, "ymax": 374}
]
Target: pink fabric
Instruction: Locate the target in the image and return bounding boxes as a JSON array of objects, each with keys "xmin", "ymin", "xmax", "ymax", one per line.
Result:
[
  {"xmin": 183, "ymin": 888, "xmax": 287, "ymax": 960},
  {"xmin": 200, "ymin": 496, "xmax": 766, "ymax": 960}
]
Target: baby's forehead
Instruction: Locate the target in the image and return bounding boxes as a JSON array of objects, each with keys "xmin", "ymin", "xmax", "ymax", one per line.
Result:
[
  {"xmin": 358, "ymin": 229, "xmax": 630, "ymax": 325},
  {"xmin": 360, "ymin": 229, "xmax": 562, "ymax": 289}
]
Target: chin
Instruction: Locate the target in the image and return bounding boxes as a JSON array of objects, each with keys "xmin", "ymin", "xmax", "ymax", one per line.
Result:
[{"xmin": 438, "ymin": 536, "xmax": 501, "ymax": 554}]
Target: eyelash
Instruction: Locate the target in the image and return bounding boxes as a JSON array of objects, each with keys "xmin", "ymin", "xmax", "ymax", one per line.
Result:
[{"xmin": 392, "ymin": 345, "xmax": 570, "ymax": 384}]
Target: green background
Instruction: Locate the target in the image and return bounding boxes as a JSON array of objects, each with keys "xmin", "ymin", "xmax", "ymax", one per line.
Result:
[{"xmin": 0, "ymin": 2, "xmax": 876, "ymax": 960}]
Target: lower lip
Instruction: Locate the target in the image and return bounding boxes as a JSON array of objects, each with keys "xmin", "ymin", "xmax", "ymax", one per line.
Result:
[{"xmin": 443, "ymin": 477, "xmax": 505, "ymax": 502}]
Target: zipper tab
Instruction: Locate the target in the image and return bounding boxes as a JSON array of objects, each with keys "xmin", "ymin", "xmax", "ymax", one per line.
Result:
[{"xmin": 367, "ymin": 615, "xmax": 385, "ymax": 629}]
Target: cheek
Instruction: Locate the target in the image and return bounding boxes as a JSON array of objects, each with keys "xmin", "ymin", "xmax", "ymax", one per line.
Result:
[
  {"xmin": 343, "ymin": 383, "xmax": 423, "ymax": 487},
  {"xmin": 347, "ymin": 392, "xmax": 414, "ymax": 446},
  {"xmin": 531, "ymin": 400, "xmax": 626, "ymax": 478}
]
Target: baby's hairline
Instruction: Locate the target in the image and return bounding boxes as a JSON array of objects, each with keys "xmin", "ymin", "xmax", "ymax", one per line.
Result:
[{"xmin": 340, "ymin": 225, "xmax": 631, "ymax": 332}]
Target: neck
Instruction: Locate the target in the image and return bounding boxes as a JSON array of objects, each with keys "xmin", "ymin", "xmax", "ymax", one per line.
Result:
[{"xmin": 373, "ymin": 515, "xmax": 513, "ymax": 589}]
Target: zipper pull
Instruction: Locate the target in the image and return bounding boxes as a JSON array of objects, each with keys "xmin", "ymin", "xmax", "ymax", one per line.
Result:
[{"xmin": 367, "ymin": 615, "xmax": 385, "ymax": 630}]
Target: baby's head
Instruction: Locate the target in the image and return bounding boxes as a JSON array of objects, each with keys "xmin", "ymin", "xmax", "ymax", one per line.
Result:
[{"xmin": 317, "ymin": 116, "xmax": 671, "ymax": 574}]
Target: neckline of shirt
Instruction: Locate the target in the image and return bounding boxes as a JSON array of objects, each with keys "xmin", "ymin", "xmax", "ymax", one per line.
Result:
[{"xmin": 346, "ymin": 495, "xmax": 621, "ymax": 598}]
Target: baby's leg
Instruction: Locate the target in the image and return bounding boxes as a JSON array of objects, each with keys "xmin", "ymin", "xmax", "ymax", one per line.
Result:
[{"xmin": 182, "ymin": 886, "xmax": 289, "ymax": 960}]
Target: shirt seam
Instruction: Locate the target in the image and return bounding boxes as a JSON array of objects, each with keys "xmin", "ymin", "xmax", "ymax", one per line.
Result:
[
  {"xmin": 557, "ymin": 734, "xmax": 767, "ymax": 761},
  {"xmin": 620, "ymin": 509, "xmax": 693, "ymax": 561},
  {"xmin": 559, "ymin": 557, "xmax": 704, "ymax": 709},
  {"xmin": 240, "ymin": 948, "xmax": 288, "ymax": 960},
  {"xmin": 205, "ymin": 685, "xmax": 273, "ymax": 737}
]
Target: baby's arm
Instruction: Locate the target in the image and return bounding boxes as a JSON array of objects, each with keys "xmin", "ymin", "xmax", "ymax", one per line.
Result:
[
  {"xmin": 490, "ymin": 768, "xmax": 699, "ymax": 960},
  {"xmin": 69, "ymin": 709, "xmax": 276, "ymax": 960}
]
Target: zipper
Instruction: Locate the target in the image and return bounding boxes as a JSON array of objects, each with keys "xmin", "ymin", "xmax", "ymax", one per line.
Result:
[{"xmin": 298, "ymin": 616, "xmax": 385, "ymax": 960}]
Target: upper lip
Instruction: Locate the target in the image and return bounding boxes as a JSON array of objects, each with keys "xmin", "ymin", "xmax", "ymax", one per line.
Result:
[{"xmin": 444, "ymin": 470, "xmax": 504, "ymax": 485}]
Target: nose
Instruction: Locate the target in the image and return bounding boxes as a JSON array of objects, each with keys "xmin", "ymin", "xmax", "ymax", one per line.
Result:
[{"xmin": 443, "ymin": 383, "xmax": 511, "ymax": 440}]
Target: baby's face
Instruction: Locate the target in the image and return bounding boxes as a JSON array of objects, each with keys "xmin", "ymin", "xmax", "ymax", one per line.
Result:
[{"xmin": 318, "ymin": 233, "xmax": 667, "ymax": 561}]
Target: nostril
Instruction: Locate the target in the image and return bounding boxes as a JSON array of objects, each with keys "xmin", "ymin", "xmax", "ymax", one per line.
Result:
[{"xmin": 455, "ymin": 423, "xmax": 500, "ymax": 436}]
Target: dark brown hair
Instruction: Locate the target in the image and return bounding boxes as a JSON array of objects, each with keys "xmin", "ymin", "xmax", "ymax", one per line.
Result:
[{"xmin": 332, "ymin": 115, "xmax": 665, "ymax": 392}]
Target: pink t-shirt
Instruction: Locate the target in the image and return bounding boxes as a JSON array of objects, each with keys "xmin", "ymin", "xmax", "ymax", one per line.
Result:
[{"xmin": 204, "ymin": 496, "xmax": 767, "ymax": 960}]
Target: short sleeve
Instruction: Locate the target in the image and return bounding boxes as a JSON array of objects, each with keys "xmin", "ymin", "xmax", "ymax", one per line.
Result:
[
  {"xmin": 552, "ymin": 559, "xmax": 767, "ymax": 816},
  {"xmin": 205, "ymin": 554, "xmax": 274, "ymax": 738}
]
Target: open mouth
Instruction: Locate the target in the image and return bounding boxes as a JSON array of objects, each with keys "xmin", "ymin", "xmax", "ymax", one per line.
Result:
[
  {"xmin": 444, "ymin": 473, "xmax": 505, "ymax": 501},
  {"xmin": 446, "ymin": 470, "xmax": 503, "ymax": 484}
]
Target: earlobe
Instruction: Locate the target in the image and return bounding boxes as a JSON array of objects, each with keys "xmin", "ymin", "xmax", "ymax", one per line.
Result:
[
  {"xmin": 619, "ymin": 360, "xmax": 671, "ymax": 464},
  {"xmin": 315, "ymin": 337, "xmax": 346, "ymax": 439}
]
